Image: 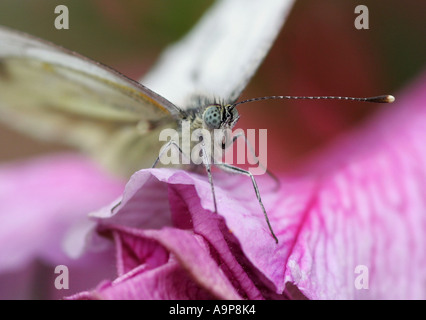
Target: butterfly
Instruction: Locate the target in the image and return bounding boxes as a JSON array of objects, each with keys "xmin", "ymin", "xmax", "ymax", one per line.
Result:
[{"xmin": 0, "ymin": 22, "xmax": 394, "ymax": 244}]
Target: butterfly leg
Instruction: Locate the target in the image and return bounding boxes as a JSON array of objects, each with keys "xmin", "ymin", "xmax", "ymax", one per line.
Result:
[
  {"xmin": 215, "ymin": 162, "xmax": 278, "ymax": 244},
  {"xmin": 201, "ymin": 140, "xmax": 218, "ymax": 214},
  {"xmin": 151, "ymin": 139, "xmax": 187, "ymax": 168},
  {"xmin": 111, "ymin": 139, "xmax": 185, "ymax": 214},
  {"xmin": 231, "ymin": 131, "xmax": 280, "ymax": 191}
]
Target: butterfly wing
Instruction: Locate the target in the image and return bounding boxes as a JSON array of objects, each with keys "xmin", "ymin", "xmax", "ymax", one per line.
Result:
[
  {"xmin": 142, "ymin": 0, "xmax": 295, "ymax": 106},
  {"xmin": 0, "ymin": 26, "xmax": 181, "ymax": 178}
]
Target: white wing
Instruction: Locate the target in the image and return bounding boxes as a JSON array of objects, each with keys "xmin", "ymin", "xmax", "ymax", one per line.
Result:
[
  {"xmin": 0, "ymin": 26, "xmax": 180, "ymax": 178},
  {"xmin": 142, "ymin": 0, "xmax": 295, "ymax": 107}
]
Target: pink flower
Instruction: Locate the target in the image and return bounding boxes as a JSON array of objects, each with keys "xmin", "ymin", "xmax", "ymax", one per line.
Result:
[
  {"xmin": 0, "ymin": 0, "xmax": 296, "ymax": 300},
  {"xmin": 1, "ymin": 0, "xmax": 424, "ymax": 300},
  {"xmin": 0, "ymin": 154, "xmax": 124, "ymax": 299},
  {"xmin": 66, "ymin": 72, "xmax": 426, "ymax": 299}
]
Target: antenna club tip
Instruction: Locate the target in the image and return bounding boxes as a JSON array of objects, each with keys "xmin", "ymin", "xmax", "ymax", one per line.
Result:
[
  {"xmin": 367, "ymin": 95, "xmax": 396, "ymax": 103},
  {"xmin": 386, "ymin": 95, "xmax": 396, "ymax": 103}
]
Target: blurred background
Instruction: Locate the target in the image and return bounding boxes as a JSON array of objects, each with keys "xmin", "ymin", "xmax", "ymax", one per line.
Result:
[{"xmin": 0, "ymin": 0, "xmax": 424, "ymax": 173}]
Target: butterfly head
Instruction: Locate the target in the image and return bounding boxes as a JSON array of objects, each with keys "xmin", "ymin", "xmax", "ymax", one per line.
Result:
[{"xmin": 202, "ymin": 104, "xmax": 240, "ymax": 131}]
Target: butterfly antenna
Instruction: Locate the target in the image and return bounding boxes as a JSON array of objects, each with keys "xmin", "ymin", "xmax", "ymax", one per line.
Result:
[{"xmin": 232, "ymin": 94, "xmax": 395, "ymax": 108}]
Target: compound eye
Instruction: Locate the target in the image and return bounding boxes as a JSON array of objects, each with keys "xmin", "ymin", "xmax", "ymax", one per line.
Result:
[{"xmin": 203, "ymin": 106, "xmax": 221, "ymax": 129}]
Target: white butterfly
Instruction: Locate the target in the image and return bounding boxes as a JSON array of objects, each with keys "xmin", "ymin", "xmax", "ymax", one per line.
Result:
[
  {"xmin": 0, "ymin": 0, "xmax": 393, "ymax": 244},
  {"xmin": 0, "ymin": 0, "xmax": 296, "ymax": 243},
  {"xmin": 0, "ymin": 0, "xmax": 294, "ymax": 175}
]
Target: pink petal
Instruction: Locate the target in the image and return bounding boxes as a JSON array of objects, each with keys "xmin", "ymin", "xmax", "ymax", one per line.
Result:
[
  {"xmin": 86, "ymin": 73, "xmax": 426, "ymax": 300},
  {"xmin": 90, "ymin": 169, "xmax": 272, "ymax": 299},
  {"xmin": 278, "ymin": 74, "xmax": 426, "ymax": 299},
  {"xmin": 69, "ymin": 259, "xmax": 215, "ymax": 300},
  {"xmin": 0, "ymin": 153, "xmax": 125, "ymax": 298},
  {"xmin": 68, "ymin": 227, "xmax": 241, "ymax": 299}
]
